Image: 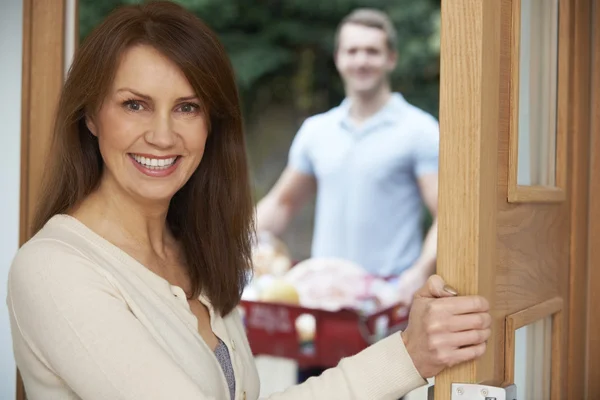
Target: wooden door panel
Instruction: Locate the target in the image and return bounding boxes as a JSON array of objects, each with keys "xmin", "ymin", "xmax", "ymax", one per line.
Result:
[{"xmin": 496, "ymin": 200, "xmax": 568, "ymax": 314}]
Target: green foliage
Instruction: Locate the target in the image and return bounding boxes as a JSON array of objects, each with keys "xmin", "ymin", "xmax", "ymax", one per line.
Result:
[{"xmin": 79, "ymin": 0, "xmax": 441, "ymax": 122}]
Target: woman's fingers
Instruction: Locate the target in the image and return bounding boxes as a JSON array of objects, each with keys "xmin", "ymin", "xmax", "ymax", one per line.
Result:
[
  {"xmin": 448, "ymin": 328, "xmax": 492, "ymax": 348},
  {"xmin": 447, "ymin": 312, "xmax": 492, "ymax": 332},
  {"xmin": 437, "ymin": 295, "xmax": 490, "ymax": 315},
  {"xmin": 414, "ymin": 274, "xmax": 458, "ymax": 299},
  {"xmin": 447, "ymin": 342, "xmax": 488, "ymax": 367},
  {"xmin": 419, "ymin": 298, "xmax": 491, "ymax": 336},
  {"xmin": 421, "ymin": 297, "xmax": 490, "ymax": 330},
  {"xmin": 420, "ymin": 330, "xmax": 490, "ymax": 373}
]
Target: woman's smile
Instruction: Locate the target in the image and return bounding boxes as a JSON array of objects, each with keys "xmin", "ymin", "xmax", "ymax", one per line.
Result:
[{"xmin": 128, "ymin": 153, "xmax": 182, "ymax": 177}]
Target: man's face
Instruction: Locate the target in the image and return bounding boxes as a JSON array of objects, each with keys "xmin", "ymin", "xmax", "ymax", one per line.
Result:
[{"xmin": 335, "ymin": 23, "xmax": 397, "ymax": 96}]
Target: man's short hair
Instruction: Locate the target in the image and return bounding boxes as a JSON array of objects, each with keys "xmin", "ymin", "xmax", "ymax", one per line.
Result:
[{"xmin": 334, "ymin": 8, "xmax": 398, "ymax": 52}]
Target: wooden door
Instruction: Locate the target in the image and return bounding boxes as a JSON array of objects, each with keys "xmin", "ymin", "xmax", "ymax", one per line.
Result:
[{"xmin": 434, "ymin": 1, "xmax": 592, "ymax": 400}]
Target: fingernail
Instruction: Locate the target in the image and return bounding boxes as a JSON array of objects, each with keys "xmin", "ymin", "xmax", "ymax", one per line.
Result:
[{"xmin": 443, "ymin": 284, "xmax": 458, "ymax": 295}]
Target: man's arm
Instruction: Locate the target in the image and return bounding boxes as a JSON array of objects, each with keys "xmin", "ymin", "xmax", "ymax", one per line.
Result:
[
  {"xmin": 255, "ymin": 167, "xmax": 317, "ymax": 236},
  {"xmin": 412, "ymin": 172, "xmax": 438, "ymax": 276},
  {"xmin": 396, "ymin": 172, "xmax": 438, "ymax": 305}
]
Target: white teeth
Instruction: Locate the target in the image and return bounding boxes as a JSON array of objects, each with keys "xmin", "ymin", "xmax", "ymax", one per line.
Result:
[{"xmin": 132, "ymin": 154, "xmax": 177, "ymax": 170}]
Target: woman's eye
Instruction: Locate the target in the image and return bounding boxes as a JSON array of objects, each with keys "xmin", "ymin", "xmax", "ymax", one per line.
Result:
[
  {"xmin": 124, "ymin": 100, "xmax": 144, "ymax": 111},
  {"xmin": 179, "ymin": 103, "xmax": 200, "ymax": 113}
]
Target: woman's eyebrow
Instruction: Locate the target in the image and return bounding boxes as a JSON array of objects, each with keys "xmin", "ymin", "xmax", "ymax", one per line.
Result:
[
  {"xmin": 116, "ymin": 88, "xmax": 152, "ymax": 100},
  {"xmin": 116, "ymin": 88, "xmax": 199, "ymax": 103},
  {"xmin": 175, "ymin": 95, "xmax": 200, "ymax": 102}
]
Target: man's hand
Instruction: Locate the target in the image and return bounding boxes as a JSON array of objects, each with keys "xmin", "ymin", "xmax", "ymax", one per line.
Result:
[{"xmin": 400, "ymin": 275, "xmax": 492, "ymax": 378}]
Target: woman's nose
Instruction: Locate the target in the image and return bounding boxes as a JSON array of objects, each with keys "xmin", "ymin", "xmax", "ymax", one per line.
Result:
[{"xmin": 146, "ymin": 112, "xmax": 176, "ymax": 148}]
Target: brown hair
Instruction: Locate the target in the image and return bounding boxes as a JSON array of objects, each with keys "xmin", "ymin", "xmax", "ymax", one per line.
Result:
[
  {"xmin": 334, "ymin": 8, "xmax": 398, "ymax": 52},
  {"xmin": 33, "ymin": 1, "xmax": 254, "ymax": 315}
]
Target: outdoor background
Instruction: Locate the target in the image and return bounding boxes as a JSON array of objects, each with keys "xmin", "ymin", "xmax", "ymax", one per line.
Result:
[{"xmin": 79, "ymin": 0, "xmax": 441, "ymax": 260}]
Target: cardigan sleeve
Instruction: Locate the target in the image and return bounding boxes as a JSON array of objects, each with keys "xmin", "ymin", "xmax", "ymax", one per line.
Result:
[{"xmin": 263, "ymin": 333, "xmax": 427, "ymax": 400}]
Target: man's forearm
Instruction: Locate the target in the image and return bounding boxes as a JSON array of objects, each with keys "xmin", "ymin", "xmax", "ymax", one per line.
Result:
[
  {"xmin": 412, "ymin": 218, "xmax": 438, "ymax": 276},
  {"xmin": 255, "ymin": 196, "xmax": 294, "ymax": 236},
  {"xmin": 255, "ymin": 168, "xmax": 316, "ymax": 236}
]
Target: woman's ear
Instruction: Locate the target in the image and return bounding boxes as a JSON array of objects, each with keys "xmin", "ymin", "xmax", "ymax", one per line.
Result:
[{"xmin": 85, "ymin": 114, "xmax": 98, "ymax": 137}]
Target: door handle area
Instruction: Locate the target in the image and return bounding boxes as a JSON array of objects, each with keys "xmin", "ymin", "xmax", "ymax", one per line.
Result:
[{"xmin": 427, "ymin": 383, "xmax": 517, "ymax": 400}]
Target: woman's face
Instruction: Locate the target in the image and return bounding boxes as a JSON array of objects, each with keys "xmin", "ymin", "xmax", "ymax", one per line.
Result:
[{"xmin": 87, "ymin": 44, "xmax": 208, "ymax": 205}]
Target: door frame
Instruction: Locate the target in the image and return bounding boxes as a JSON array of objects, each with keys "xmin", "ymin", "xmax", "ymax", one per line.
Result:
[
  {"xmin": 567, "ymin": 0, "xmax": 593, "ymax": 399},
  {"xmin": 18, "ymin": 1, "xmax": 75, "ymax": 398},
  {"xmin": 586, "ymin": 0, "xmax": 600, "ymax": 398}
]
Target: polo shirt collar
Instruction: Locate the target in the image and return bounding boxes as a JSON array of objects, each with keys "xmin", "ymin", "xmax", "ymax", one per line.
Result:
[{"xmin": 338, "ymin": 92, "xmax": 407, "ymax": 132}]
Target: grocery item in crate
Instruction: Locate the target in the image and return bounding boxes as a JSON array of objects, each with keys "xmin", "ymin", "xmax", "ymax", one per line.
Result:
[
  {"xmin": 295, "ymin": 313, "xmax": 317, "ymax": 355},
  {"xmin": 251, "ymin": 231, "xmax": 292, "ymax": 277},
  {"xmin": 283, "ymin": 257, "xmax": 401, "ymax": 312},
  {"xmin": 258, "ymin": 277, "xmax": 300, "ymax": 305},
  {"xmin": 241, "ymin": 274, "xmax": 301, "ymax": 304}
]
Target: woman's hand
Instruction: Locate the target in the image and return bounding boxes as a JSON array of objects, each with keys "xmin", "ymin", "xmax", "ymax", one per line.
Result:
[{"xmin": 401, "ymin": 275, "xmax": 492, "ymax": 378}]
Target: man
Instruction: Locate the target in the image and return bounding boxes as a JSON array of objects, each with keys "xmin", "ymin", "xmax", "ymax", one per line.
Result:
[{"xmin": 256, "ymin": 8, "xmax": 439, "ymax": 310}]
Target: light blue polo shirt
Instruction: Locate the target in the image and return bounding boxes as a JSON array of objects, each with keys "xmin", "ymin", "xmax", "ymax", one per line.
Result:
[{"xmin": 288, "ymin": 93, "xmax": 439, "ymax": 277}]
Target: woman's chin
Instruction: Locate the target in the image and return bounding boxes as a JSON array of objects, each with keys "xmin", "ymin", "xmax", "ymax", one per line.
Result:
[{"xmin": 130, "ymin": 187, "xmax": 179, "ymax": 206}]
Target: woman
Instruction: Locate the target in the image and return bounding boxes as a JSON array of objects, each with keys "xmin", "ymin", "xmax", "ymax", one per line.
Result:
[{"xmin": 7, "ymin": 2, "xmax": 491, "ymax": 399}]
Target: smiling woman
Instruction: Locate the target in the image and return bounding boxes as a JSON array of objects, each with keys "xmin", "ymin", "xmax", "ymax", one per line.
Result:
[{"xmin": 7, "ymin": 2, "xmax": 492, "ymax": 400}]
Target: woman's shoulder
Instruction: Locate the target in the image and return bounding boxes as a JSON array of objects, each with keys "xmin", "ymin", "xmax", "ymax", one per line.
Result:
[
  {"xmin": 9, "ymin": 214, "xmax": 109, "ymax": 293},
  {"xmin": 14, "ymin": 214, "xmax": 89, "ymax": 262}
]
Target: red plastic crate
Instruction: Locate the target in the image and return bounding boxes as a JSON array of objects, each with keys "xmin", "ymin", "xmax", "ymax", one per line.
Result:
[{"xmin": 238, "ymin": 299, "xmax": 409, "ymax": 369}]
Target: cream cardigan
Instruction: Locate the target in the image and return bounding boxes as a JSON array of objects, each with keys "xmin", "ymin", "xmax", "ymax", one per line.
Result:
[{"xmin": 7, "ymin": 215, "xmax": 426, "ymax": 399}]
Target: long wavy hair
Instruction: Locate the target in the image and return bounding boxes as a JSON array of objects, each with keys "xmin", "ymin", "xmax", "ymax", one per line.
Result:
[{"xmin": 33, "ymin": 1, "xmax": 254, "ymax": 315}]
